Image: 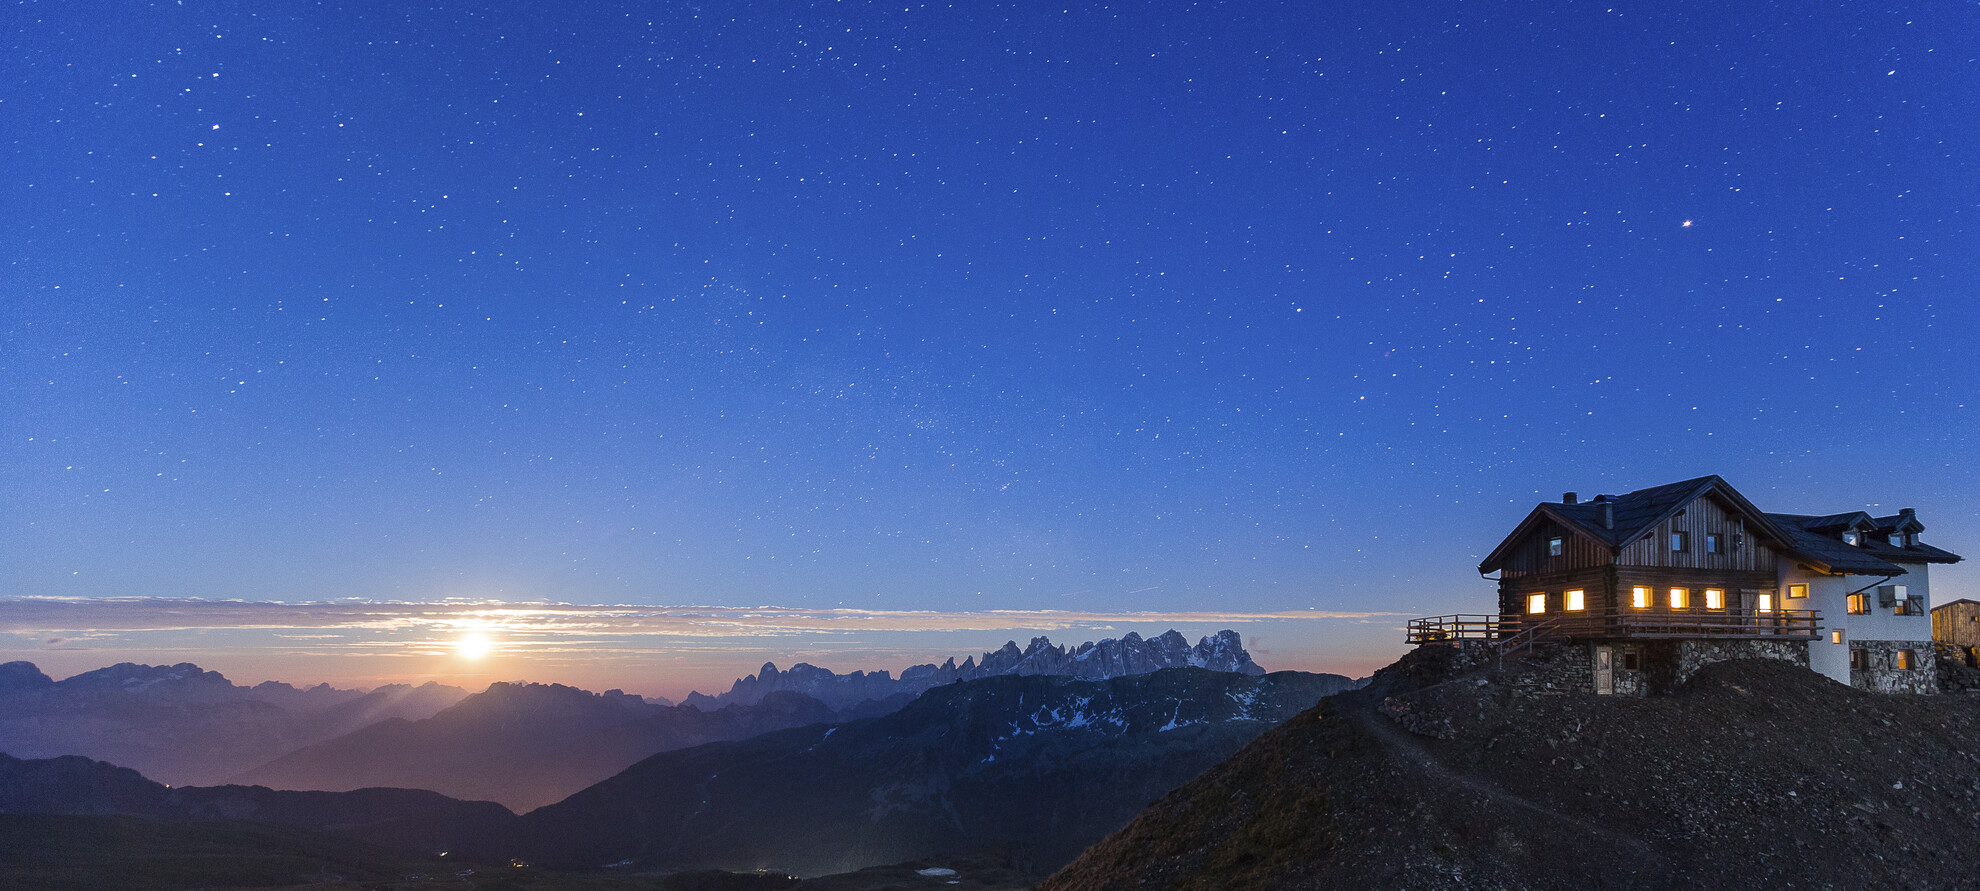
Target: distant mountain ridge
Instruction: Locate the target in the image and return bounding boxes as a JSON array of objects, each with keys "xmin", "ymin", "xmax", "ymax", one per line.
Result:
[
  {"xmin": 0, "ymin": 661, "xmax": 468, "ymax": 787},
  {"xmin": 229, "ymin": 680, "xmax": 866, "ymax": 812},
  {"xmin": 684, "ymin": 628, "xmax": 1271, "ymax": 712},
  {"xmin": 0, "ymin": 752, "xmax": 511, "ymax": 855},
  {"xmin": 488, "ymin": 667, "xmax": 1362, "ymax": 876}
]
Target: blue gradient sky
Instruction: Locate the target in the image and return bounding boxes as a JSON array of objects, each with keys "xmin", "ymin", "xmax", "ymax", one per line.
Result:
[{"xmin": 4, "ymin": 1, "xmax": 1975, "ymax": 697}]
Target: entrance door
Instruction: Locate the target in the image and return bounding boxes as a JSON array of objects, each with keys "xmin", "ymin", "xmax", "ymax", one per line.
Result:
[{"xmin": 1594, "ymin": 645, "xmax": 1615, "ymax": 695}]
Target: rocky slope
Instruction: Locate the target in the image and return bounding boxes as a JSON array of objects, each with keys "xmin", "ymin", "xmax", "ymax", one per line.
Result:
[
  {"xmin": 230, "ymin": 681, "xmax": 851, "ymax": 811},
  {"xmin": 0, "ymin": 752, "xmax": 512, "ymax": 854},
  {"xmin": 1041, "ymin": 645, "xmax": 1980, "ymax": 890},
  {"xmin": 486, "ymin": 667, "xmax": 1353, "ymax": 876},
  {"xmin": 0, "ymin": 661, "xmax": 466, "ymax": 786},
  {"xmin": 684, "ymin": 629, "xmax": 1285, "ymax": 711}
]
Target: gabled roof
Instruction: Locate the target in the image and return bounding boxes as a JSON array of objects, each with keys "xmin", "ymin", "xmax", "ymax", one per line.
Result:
[
  {"xmin": 1801, "ymin": 512, "xmax": 1875, "ymax": 533},
  {"xmin": 1765, "ymin": 514, "xmax": 1909, "ymax": 576},
  {"xmin": 1478, "ymin": 475, "xmax": 1794, "ymax": 573},
  {"xmin": 1932, "ymin": 598, "xmax": 1980, "ymax": 613},
  {"xmin": 1872, "ymin": 512, "xmax": 1926, "ymax": 535}
]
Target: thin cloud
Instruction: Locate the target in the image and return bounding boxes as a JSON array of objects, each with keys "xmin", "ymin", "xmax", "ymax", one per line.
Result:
[{"xmin": 0, "ymin": 596, "xmax": 1397, "ymax": 638}]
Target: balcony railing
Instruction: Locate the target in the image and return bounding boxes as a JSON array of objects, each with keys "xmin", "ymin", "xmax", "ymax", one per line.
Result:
[{"xmin": 1406, "ymin": 608, "xmax": 1822, "ymax": 646}]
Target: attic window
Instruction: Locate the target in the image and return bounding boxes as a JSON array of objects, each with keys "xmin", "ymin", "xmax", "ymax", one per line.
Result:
[
  {"xmin": 1631, "ymin": 586, "xmax": 1651, "ymax": 609},
  {"xmin": 1565, "ymin": 589, "xmax": 1586, "ymax": 611},
  {"xmin": 1548, "ymin": 536, "xmax": 1564, "ymax": 557},
  {"xmin": 1670, "ymin": 531, "xmax": 1689, "ymax": 552},
  {"xmin": 1890, "ymin": 534, "xmax": 1903, "ymax": 547},
  {"xmin": 1706, "ymin": 533, "xmax": 1723, "ymax": 554},
  {"xmin": 1843, "ymin": 531, "xmax": 1860, "ymax": 547},
  {"xmin": 1526, "ymin": 593, "xmax": 1546, "ymax": 614}
]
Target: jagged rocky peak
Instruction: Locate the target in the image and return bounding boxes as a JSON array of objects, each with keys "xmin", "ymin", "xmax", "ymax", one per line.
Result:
[{"xmin": 687, "ymin": 629, "xmax": 1267, "ymax": 711}]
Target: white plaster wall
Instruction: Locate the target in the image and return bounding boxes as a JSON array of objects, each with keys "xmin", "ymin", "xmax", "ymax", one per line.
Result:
[{"xmin": 1781, "ymin": 563, "xmax": 1933, "ymax": 686}]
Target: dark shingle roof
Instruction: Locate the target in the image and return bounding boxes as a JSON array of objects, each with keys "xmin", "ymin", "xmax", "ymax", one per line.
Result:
[{"xmin": 1479, "ymin": 476, "xmax": 1964, "ymax": 575}]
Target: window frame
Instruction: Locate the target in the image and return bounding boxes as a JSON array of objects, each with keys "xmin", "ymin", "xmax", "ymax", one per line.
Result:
[
  {"xmin": 1631, "ymin": 586, "xmax": 1650, "ymax": 609},
  {"xmin": 1787, "ymin": 583, "xmax": 1808, "ymax": 599},
  {"xmin": 1706, "ymin": 533, "xmax": 1723, "ymax": 554},
  {"xmin": 1565, "ymin": 589, "xmax": 1585, "ymax": 611},
  {"xmin": 1547, "ymin": 536, "xmax": 1564, "ymax": 557},
  {"xmin": 1847, "ymin": 592, "xmax": 1869, "ymax": 615},
  {"xmin": 1668, "ymin": 587, "xmax": 1689, "ymax": 609},
  {"xmin": 1704, "ymin": 588, "xmax": 1726, "ymax": 610},
  {"xmin": 1526, "ymin": 592, "xmax": 1547, "ymax": 615},
  {"xmin": 1670, "ymin": 531, "xmax": 1689, "ymax": 553}
]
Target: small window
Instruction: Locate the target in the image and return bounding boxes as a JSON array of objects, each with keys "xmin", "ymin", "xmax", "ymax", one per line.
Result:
[
  {"xmin": 1631, "ymin": 586, "xmax": 1650, "ymax": 609},
  {"xmin": 1669, "ymin": 587, "xmax": 1690, "ymax": 609},
  {"xmin": 1704, "ymin": 588, "xmax": 1725, "ymax": 610},
  {"xmin": 1548, "ymin": 536, "xmax": 1563, "ymax": 557},
  {"xmin": 1890, "ymin": 534, "xmax": 1903, "ymax": 547},
  {"xmin": 1787, "ymin": 583, "xmax": 1808, "ymax": 599},
  {"xmin": 1621, "ymin": 648, "xmax": 1642, "ymax": 671},
  {"xmin": 1847, "ymin": 593, "xmax": 1869, "ymax": 615},
  {"xmin": 1832, "ymin": 629, "xmax": 1845, "ymax": 645},
  {"xmin": 1843, "ymin": 531, "xmax": 1860, "ymax": 546},
  {"xmin": 1850, "ymin": 648, "xmax": 1869, "ymax": 671},
  {"xmin": 1758, "ymin": 593, "xmax": 1773, "ymax": 613},
  {"xmin": 1671, "ymin": 531, "xmax": 1689, "ymax": 552},
  {"xmin": 1526, "ymin": 593, "xmax": 1546, "ymax": 615},
  {"xmin": 1706, "ymin": 533, "xmax": 1723, "ymax": 554},
  {"xmin": 1895, "ymin": 649, "xmax": 1916, "ymax": 671},
  {"xmin": 1566, "ymin": 589, "xmax": 1585, "ymax": 611}
]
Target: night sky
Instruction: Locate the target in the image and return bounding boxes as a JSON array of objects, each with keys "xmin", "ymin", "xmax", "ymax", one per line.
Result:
[{"xmin": 4, "ymin": 1, "xmax": 1975, "ymax": 697}]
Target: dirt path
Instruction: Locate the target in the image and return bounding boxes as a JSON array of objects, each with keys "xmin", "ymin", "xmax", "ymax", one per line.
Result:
[{"xmin": 1351, "ymin": 707, "xmax": 1674, "ymax": 884}]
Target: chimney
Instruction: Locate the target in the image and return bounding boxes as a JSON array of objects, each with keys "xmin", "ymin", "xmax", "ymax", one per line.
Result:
[
  {"xmin": 1563, "ymin": 492, "xmax": 1578, "ymax": 505},
  {"xmin": 1900, "ymin": 507, "xmax": 1916, "ymax": 520},
  {"xmin": 1601, "ymin": 501, "xmax": 1614, "ymax": 529}
]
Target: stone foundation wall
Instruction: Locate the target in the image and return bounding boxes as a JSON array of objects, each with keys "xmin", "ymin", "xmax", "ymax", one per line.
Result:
[
  {"xmin": 1850, "ymin": 639, "xmax": 1937, "ymax": 695},
  {"xmin": 1935, "ymin": 643, "xmax": 1980, "ymax": 693},
  {"xmin": 1673, "ymin": 639, "xmax": 1809, "ymax": 686}
]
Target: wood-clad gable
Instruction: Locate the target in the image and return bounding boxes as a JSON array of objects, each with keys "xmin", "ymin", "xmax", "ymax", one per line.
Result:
[
  {"xmin": 1615, "ymin": 492, "xmax": 1778, "ymax": 573},
  {"xmin": 1496, "ymin": 515, "xmax": 1613, "ymax": 579}
]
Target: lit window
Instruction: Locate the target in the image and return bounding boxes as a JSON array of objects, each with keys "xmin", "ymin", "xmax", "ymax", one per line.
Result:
[
  {"xmin": 1669, "ymin": 587, "xmax": 1689, "ymax": 609},
  {"xmin": 1526, "ymin": 593, "xmax": 1546, "ymax": 614},
  {"xmin": 1548, "ymin": 536, "xmax": 1563, "ymax": 557},
  {"xmin": 1704, "ymin": 588, "xmax": 1725, "ymax": 610},
  {"xmin": 1566, "ymin": 589, "xmax": 1585, "ymax": 611},
  {"xmin": 1631, "ymin": 586, "xmax": 1650, "ymax": 608},
  {"xmin": 1787, "ymin": 583, "xmax": 1808, "ymax": 599},
  {"xmin": 1758, "ymin": 593, "xmax": 1773, "ymax": 612},
  {"xmin": 1847, "ymin": 593, "xmax": 1869, "ymax": 615},
  {"xmin": 1895, "ymin": 650, "xmax": 1915, "ymax": 670},
  {"xmin": 1706, "ymin": 533, "xmax": 1723, "ymax": 554},
  {"xmin": 1832, "ymin": 629, "xmax": 1845, "ymax": 645},
  {"xmin": 1670, "ymin": 531, "xmax": 1689, "ymax": 552}
]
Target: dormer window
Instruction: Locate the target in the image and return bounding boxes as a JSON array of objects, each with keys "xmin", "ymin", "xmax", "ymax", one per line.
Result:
[
  {"xmin": 1548, "ymin": 536, "xmax": 1563, "ymax": 557},
  {"xmin": 1843, "ymin": 531, "xmax": 1860, "ymax": 546},
  {"xmin": 1890, "ymin": 534, "xmax": 1903, "ymax": 547}
]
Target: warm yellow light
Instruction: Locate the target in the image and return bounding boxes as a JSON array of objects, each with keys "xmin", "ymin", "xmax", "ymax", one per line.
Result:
[
  {"xmin": 1632, "ymin": 586, "xmax": 1650, "ymax": 609},
  {"xmin": 457, "ymin": 632, "xmax": 492, "ymax": 660}
]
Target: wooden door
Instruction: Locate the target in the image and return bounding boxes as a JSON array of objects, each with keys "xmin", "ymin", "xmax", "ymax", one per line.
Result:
[{"xmin": 1594, "ymin": 646, "xmax": 1614, "ymax": 695}]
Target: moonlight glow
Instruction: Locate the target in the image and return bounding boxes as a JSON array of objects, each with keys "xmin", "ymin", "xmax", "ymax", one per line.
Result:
[{"xmin": 457, "ymin": 633, "xmax": 492, "ymax": 661}]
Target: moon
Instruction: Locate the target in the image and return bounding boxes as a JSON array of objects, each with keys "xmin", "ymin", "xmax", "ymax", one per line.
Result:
[{"xmin": 457, "ymin": 632, "xmax": 492, "ymax": 660}]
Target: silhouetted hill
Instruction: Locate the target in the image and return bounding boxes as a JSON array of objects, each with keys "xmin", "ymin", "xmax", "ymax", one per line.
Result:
[
  {"xmin": 1040, "ymin": 647, "xmax": 1980, "ymax": 890},
  {"xmin": 232, "ymin": 681, "xmax": 846, "ymax": 811},
  {"xmin": 0, "ymin": 661, "xmax": 466, "ymax": 786},
  {"xmin": 0, "ymin": 753, "xmax": 513, "ymax": 854},
  {"xmin": 489, "ymin": 668, "xmax": 1354, "ymax": 876}
]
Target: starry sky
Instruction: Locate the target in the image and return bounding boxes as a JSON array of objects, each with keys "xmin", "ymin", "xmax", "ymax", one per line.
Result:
[{"xmin": 3, "ymin": 1, "xmax": 1975, "ymax": 699}]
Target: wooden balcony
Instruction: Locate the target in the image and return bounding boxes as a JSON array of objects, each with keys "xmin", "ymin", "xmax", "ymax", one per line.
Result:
[{"xmin": 1407, "ymin": 608, "xmax": 1822, "ymax": 645}]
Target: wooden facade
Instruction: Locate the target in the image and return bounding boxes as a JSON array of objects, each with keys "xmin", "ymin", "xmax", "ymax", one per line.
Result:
[{"xmin": 1496, "ymin": 492, "xmax": 1784, "ymax": 625}]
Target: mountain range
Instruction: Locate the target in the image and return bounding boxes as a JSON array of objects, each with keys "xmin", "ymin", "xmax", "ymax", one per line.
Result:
[
  {"xmin": 0, "ymin": 661, "xmax": 466, "ymax": 786},
  {"xmin": 486, "ymin": 667, "xmax": 1361, "ymax": 876},
  {"xmin": 229, "ymin": 681, "xmax": 861, "ymax": 812},
  {"xmin": 683, "ymin": 629, "xmax": 1270, "ymax": 711},
  {"xmin": 0, "ymin": 752, "xmax": 511, "ymax": 854}
]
